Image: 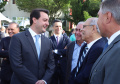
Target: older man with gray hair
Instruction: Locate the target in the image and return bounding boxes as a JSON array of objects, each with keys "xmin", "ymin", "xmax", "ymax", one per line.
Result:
[
  {"xmin": 68, "ymin": 17, "xmax": 107, "ymax": 84},
  {"xmin": 65, "ymin": 22, "xmax": 84, "ymax": 84},
  {"xmin": 90, "ymin": 0, "xmax": 120, "ymax": 84}
]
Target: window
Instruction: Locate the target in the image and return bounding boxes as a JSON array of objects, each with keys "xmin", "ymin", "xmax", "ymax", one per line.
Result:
[{"xmin": 12, "ymin": 17, "xmax": 30, "ymax": 28}]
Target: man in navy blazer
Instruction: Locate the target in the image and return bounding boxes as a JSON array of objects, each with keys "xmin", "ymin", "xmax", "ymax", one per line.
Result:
[
  {"xmin": 0, "ymin": 22, "xmax": 19, "ymax": 84},
  {"xmin": 49, "ymin": 19, "xmax": 71, "ymax": 84},
  {"xmin": 65, "ymin": 22, "xmax": 84, "ymax": 84},
  {"xmin": 68, "ymin": 17, "xmax": 106, "ymax": 84},
  {"xmin": 9, "ymin": 8, "xmax": 55, "ymax": 84}
]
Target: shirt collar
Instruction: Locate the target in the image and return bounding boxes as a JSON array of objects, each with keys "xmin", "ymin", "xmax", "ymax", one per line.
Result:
[
  {"xmin": 108, "ymin": 30, "xmax": 120, "ymax": 45},
  {"xmin": 54, "ymin": 34, "xmax": 62, "ymax": 38},
  {"xmin": 87, "ymin": 37, "xmax": 102, "ymax": 49},
  {"xmin": 29, "ymin": 28, "xmax": 41, "ymax": 37},
  {"xmin": 75, "ymin": 41, "xmax": 85, "ymax": 47}
]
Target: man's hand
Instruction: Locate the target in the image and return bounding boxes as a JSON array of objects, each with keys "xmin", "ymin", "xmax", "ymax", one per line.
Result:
[
  {"xmin": 64, "ymin": 46, "xmax": 67, "ymax": 49},
  {"xmin": 35, "ymin": 80, "xmax": 45, "ymax": 84}
]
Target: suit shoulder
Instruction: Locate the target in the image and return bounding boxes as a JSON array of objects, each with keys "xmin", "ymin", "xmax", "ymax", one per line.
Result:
[
  {"xmin": 67, "ymin": 41, "xmax": 75, "ymax": 48},
  {"xmin": 1, "ymin": 36, "xmax": 11, "ymax": 41},
  {"xmin": 94, "ymin": 38, "xmax": 107, "ymax": 47},
  {"xmin": 63, "ymin": 34, "xmax": 69, "ymax": 39},
  {"xmin": 13, "ymin": 31, "xmax": 25, "ymax": 37},
  {"xmin": 42, "ymin": 35, "xmax": 51, "ymax": 43},
  {"xmin": 49, "ymin": 35, "xmax": 54, "ymax": 39}
]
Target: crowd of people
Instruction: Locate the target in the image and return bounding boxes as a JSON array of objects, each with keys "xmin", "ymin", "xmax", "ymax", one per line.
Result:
[{"xmin": 0, "ymin": 0, "xmax": 120, "ymax": 84}]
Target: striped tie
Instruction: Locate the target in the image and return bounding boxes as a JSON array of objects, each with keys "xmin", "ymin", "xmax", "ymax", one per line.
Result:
[{"xmin": 75, "ymin": 46, "xmax": 88, "ymax": 77}]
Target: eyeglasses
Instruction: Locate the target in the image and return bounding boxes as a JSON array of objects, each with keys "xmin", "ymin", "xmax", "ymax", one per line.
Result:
[
  {"xmin": 83, "ymin": 25, "xmax": 93, "ymax": 28},
  {"xmin": 75, "ymin": 28, "xmax": 82, "ymax": 32}
]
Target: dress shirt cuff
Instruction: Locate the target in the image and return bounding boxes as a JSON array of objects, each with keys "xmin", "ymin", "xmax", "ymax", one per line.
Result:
[
  {"xmin": 54, "ymin": 49, "xmax": 58, "ymax": 54},
  {"xmin": 42, "ymin": 80, "xmax": 47, "ymax": 84}
]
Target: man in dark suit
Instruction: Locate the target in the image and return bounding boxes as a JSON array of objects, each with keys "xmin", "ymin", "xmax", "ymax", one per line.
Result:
[
  {"xmin": 0, "ymin": 22, "xmax": 19, "ymax": 84},
  {"xmin": 65, "ymin": 22, "xmax": 84, "ymax": 84},
  {"xmin": 9, "ymin": 8, "xmax": 55, "ymax": 84},
  {"xmin": 68, "ymin": 17, "xmax": 106, "ymax": 84},
  {"xmin": 49, "ymin": 19, "xmax": 71, "ymax": 84},
  {"xmin": 90, "ymin": 0, "xmax": 120, "ymax": 84}
]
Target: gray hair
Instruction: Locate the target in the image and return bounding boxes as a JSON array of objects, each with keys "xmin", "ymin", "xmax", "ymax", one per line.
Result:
[
  {"xmin": 9, "ymin": 22, "xmax": 19, "ymax": 28},
  {"xmin": 89, "ymin": 18, "xmax": 100, "ymax": 33},
  {"xmin": 77, "ymin": 21, "xmax": 84, "ymax": 25},
  {"xmin": 101, "ymin": 0, "xmax": 120, "ymax": 25}
]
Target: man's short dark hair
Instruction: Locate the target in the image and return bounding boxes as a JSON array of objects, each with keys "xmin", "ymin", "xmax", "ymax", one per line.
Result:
[
  {"xmin": 30, "ymin": 8, "xmax": 49, "ymax": 26},
  {"xmin": 9, "ymin": 22, "xmax": 19, "ymax": 28},
  {"xmin": 52, "ymin": 19, "xmax": 62, "ymax": 26}
]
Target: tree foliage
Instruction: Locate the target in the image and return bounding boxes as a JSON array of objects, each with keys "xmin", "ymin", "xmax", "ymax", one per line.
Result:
[
  {"xmin": 65, "ymin": 0, "xmax": 90, "ymax": 25},
  {"xmin": 88, "ymin": 0, "xmax": 101, "ymax": 17},
  {"xmin": 0, "ymin": 1, "xmax": 7, "ymax": 13},
  {"xmin": 83, "ymin": 11, "xmax": 92, "ymax": 21},
  {"xmin": 65, "ymin": 0, "xmax": 101, "ymax": 25},
  {"xmin": 16, "ymin": 0, "xmax": 71, "ymax": 25}
]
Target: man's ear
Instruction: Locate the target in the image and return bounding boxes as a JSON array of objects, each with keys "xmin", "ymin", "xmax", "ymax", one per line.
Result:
[
  {"xmin": 92, "ymin": 25, "xmax": 97, "ymax": 33},
  {"xmin": 32, "ymin": 17, "xmax": 37, "ymax": 24},
  {"xmin": 106, "ymin": 12, "xmax": 112, "ymax": 24}
]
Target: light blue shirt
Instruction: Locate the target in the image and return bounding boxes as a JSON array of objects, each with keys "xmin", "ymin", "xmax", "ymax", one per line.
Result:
[
  {"xmin": 71, "ymin": 42, "xmax": 84, "ymax": 71},
  {"xmin": 29, "ymin": 28, "xmax": 41, "ymax": 47}
]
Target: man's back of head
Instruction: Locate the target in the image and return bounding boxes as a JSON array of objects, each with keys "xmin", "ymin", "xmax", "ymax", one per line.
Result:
[{"xmin": 97, "ymin": 0, "xmax": 120, "ymax": 38}]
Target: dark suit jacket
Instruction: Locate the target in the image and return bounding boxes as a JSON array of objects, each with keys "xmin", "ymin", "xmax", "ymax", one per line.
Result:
[
  {"xmin": 65, "ymin": 41, "xmax": 76, "ymax": 84},
  {"xmin": 49, "ymin": 35, "xmax": 71, "ymax": 66},
  {"xmin": 90, "ymin": 35, "xmax": 120, "ymax": 84},
  {"xmin": 9, "ymin": 29, "xmax": 55, "ymax": 84},
  {"xmin": 69, "ymin": 37, "xmax": 106, "ymax": 84},
  {"xmin": 0, "ymin": 37, "xmax": 12, "ymax": 81}
]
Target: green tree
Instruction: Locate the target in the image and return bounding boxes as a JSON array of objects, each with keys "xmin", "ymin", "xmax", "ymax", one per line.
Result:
[
  {"xmin": 65, "ymin": 0, "xmax": 101, "ymax": 25},
  {"xmin": 83, "ymin": 11, "xmax": 92, "ymax": 21},
  {"xmin": 16, "ymin": 0, "xmax": 71, "ymax": 25},
  {"xmin": 88, "ymin": 0, "xmax": 101, "ymax": 17},
  {"xmin": 0, "ymin": 1, "xmax": 7, "ymax": 13},
  {"xmin": 65, "ymin": 0, "xmax": 90, "ymax": 25}
]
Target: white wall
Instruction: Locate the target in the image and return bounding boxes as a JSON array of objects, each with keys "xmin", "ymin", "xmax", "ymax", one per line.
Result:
[{"xmin": 2, "ymin": 0, "xmax": 29, "ymax": 20}]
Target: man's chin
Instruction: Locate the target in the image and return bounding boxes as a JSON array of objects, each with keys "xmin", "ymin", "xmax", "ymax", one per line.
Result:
[
  {"xmin": 9, "ymin": 35, "xmax": 13, "ymax": 37},
  {"xmin": 42, "ymin": 29, "xmax": 46, "ymax": 33}
]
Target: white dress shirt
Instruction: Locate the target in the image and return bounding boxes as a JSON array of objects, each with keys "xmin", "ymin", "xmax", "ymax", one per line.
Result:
[
  {"xmin": 108, "ymin": 30, "xmax": 120, "ymax": 45},
  {"xmin": 53, "ymin": 34, "xmax": 63, "ymax": 54},
  {"xmin": 87, "ymin": 37, "xmax": 102, "ymax": 53},
  {"xmin": 54, "ymin": 34, "xmax": 62, "ymax": 43}
]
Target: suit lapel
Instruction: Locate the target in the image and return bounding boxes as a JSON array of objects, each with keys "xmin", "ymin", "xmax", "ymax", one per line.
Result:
[
  {"xmin": 25, "ymin": 30, "xmax": 38, "ymax": 60},
  {"xmin": 91, "ymin": 35, "xmax": 120, "ymax": 73},
  {"xmin": 69, "ymin": 42, "xmax": 75, "ymax": 66},
  {"xmin": 39, "ymin": 35, "xmax": 45, "ymax": 61},
  {"xmin": 52, "ymin": 35, "xmax": 57, "ymax": 47}
]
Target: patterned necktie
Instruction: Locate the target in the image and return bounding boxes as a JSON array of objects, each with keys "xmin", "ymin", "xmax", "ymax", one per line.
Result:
[
  {"xmin": 35, "ymin": 35, "xmax": 40, "ymax": 58},
  {"xmin": 75, "ymin": 46, "xmax": 88, "ymax": 77}
]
